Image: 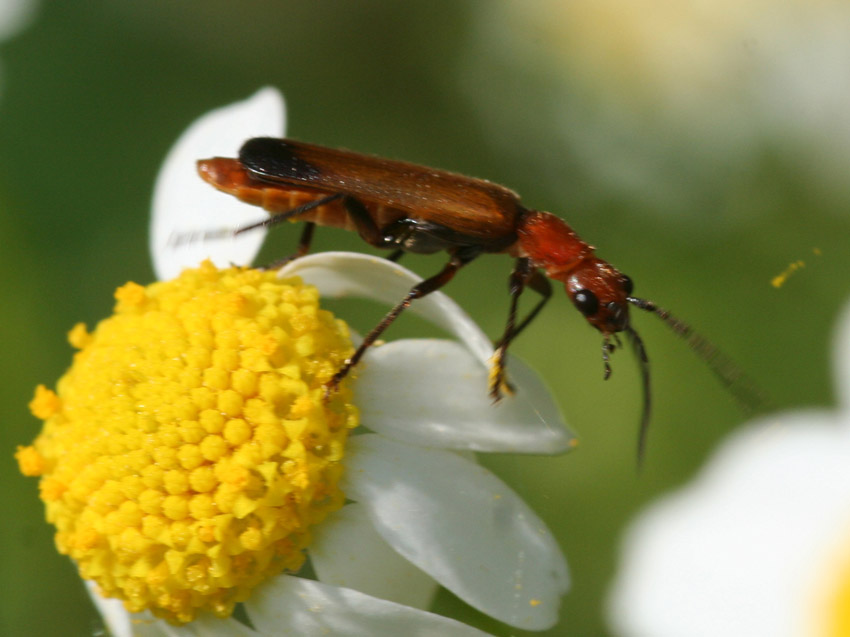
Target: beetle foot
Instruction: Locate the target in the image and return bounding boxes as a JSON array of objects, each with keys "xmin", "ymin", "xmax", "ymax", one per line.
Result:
[
  {"xmin": 322, "ymin": 376, "xmax": 342, "ymax": 403},
  {"xmin": 488, "ymin": 363, "xmax": 515, "ymax": 403}
]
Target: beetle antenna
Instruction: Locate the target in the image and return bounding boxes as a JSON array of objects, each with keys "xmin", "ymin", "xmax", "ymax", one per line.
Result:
[
  {"xmin": 167, "ymin": 227, "xmax": 240, "ymax": 248},
  {"xmin": 624, "ymin": 325, "xmax": 651, "ymax": 467},
  {"xmin": 627, "ymin": 296, "xmax": 767, "ymax": 414}
]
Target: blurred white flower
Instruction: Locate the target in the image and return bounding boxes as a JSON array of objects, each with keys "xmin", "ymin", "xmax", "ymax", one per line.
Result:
[
  {"xmin": 608, "ymin": 297, "xmax": 850, "ymax": 637},
  {"xmin": 464, "ymin": 0, "xmax": 850, "ymax": 213},
  {"xmin": 88, "ymin": 88, "xmax": 572, "ymax": 636},
  {"xmin": 0, "ymin": 0, "xmax": 37, "ymax": 40}
]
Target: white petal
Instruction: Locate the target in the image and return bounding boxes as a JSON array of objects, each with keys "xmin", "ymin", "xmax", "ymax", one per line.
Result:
[
  {"xmin": 608, "ymin": 413, "xmax": 850, "ymax": 637},
  {"xmin": 244, "ymin": 575, "xmax": 493, "ymax": 636},
  {"xmin": 150, "ymin": 87, "xmax": 285, "ymax": 280},
  {"xmin": 279, "ymin": 252, "xmax": 494, "ymax": 365},
  {"xmin": 342, "ymin": 434, "xmax": 569, "ymax": 630},
  {"xmin": 85, "ymin": 580, "xmax": 133, "ymax": 637},
  {"xmin": 311, "ymin": 502, "xmax": 439, "ymax": 610},
  {"xmin": 835, "ymin": 296, "xmax": 850, "ymax": 415},
  {"xmin": 153, "ymin": 614, "xmax": 257, "ymax": 637},
  {"xmin": 131, "ymin": 623, "xmax": 173, "ymax": 637},
  {"xmin": 356, "ymin": 339, "xmax": 574, "ymax": 453}
]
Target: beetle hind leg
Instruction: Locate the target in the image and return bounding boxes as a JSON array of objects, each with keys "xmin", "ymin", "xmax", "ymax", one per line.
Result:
[
  {"xmin": 324, "ymin": 246, "xmax": 482, "ymax": 399},
  {"xmin": 258, "ymin": 222, "xmax": 316, "ymax": 270}
]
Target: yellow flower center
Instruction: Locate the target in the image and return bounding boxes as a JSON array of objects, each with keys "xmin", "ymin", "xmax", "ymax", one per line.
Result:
[
  {"xmin": 818, "ymin": 534, "xmax": 850, "ymax": 637},
  {"xmin": 16, "ymin": 261, "xmax": 358, "ymax": 624},
  {"xmin": 827, "ymin": 567, "xmax": 850, "ymax": 636}
]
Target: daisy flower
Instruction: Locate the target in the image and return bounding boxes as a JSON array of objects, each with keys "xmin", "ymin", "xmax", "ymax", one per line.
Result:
[
  {"xmin": 608, "ymin": 296, "xmax": 850, "ymax": 637},
  {"xmin": 17, "ymin": 88, "xmax": 572, "ymax": 636}
]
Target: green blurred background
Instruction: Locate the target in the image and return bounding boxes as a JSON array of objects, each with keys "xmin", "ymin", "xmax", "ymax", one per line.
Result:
[{"xmin": 3, "ymin": 1, "xmax": 849, "ymax": 635}]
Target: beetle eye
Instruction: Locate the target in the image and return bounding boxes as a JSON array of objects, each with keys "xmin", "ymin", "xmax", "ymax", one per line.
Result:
[
  {"xmin": 621, "ymin": 275, "xmax": 634, "ymax": 296},
  {"xmin": 574, "ymin": 289, "xmax": 599, "ymax": 317}
]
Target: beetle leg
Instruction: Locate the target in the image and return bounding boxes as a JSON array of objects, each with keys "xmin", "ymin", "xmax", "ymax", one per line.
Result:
[
  {"xmin": 490, "ymin": 258, "xmax": 533, "ymax": 401},
  {"xmin": 258, "ymin": 222, "xmax": 316, "ymax": 271},
  {"xmin": 341, "ymin": 198, "xmax": 460, "ymax": 255},
  {"xmin": 294, "ymin": 221, "xmax": 316, "ymax": 259},
  {"xmin": 490, "ymin": 259, "xmax": 552, "ymax": 401},
  {"xmin": 340, "ymin": 196, "xmax": 387, "ymax": 247},
  {"xmin": 240, "ymin": 193, "xmax": 341, "ymax": 269},
  {"xmin": 494, "ymin": 263, "xmax": 552, "ymax": 348},
  {"xmin": 325, "ymin": 246, "xmax": 482, "ymax": 398},
  {"xmin": 234, "ymin": 193, "xmax": 343, "ymax": 235},
  {"xmin": 601, "ymin": 336, "xmax": 614, "ymax": 380}
]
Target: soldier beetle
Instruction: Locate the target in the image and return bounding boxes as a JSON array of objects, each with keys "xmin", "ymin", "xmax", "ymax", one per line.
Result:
[{"xmin": 198, "ymin": 137, "xmax": 761, "ymax": 461}]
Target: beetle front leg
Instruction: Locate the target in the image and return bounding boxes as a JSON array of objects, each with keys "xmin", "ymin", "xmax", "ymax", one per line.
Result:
[
  {"xmin": 324, "ymin": 246, "xmax": 481, "ymax": 398},
  {"xmin": 490, "ymin": 258, "xmax": 552, "ymax": 401}
]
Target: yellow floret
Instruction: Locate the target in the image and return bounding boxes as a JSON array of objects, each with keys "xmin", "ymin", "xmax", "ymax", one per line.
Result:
[
  {"xmin": 28, "ymin": 385, "xmax": 61, "ymax": 420},
  {"xmin": 15, "ymin": 445, "xmax": 45, "ymax": 477},
  {"xmin": 18, "ymin": 262, "xmax": 358, "ymax": 624},
  {"xmin": 67, "ymin": 322, "xmax": 92, "ymax": 349}
]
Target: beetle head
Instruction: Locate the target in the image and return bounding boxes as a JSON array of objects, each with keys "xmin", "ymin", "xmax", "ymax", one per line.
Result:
[{"xmin": 563, "ymin": 257, "xmax": 633, "ymax": 335}]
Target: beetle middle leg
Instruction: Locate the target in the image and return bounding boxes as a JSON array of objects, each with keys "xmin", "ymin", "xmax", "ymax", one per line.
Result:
[
  {"xmin": 325, "ymin": 245, "xmax": 482, "ymax": 397},
  {"xmin": 490, "ymin": 258, "xmax": 552, "ymax": 401},
  {"xmin": 332, "ymin": 197, "xmax": 408, "ymax": 260},
  {"xmin": 341, "ymin": 197, "xmax": 467, "ymax": 256},
  {"xmin": 385, "ymin": 249, "xmax": 405, "ymax": 262}
]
